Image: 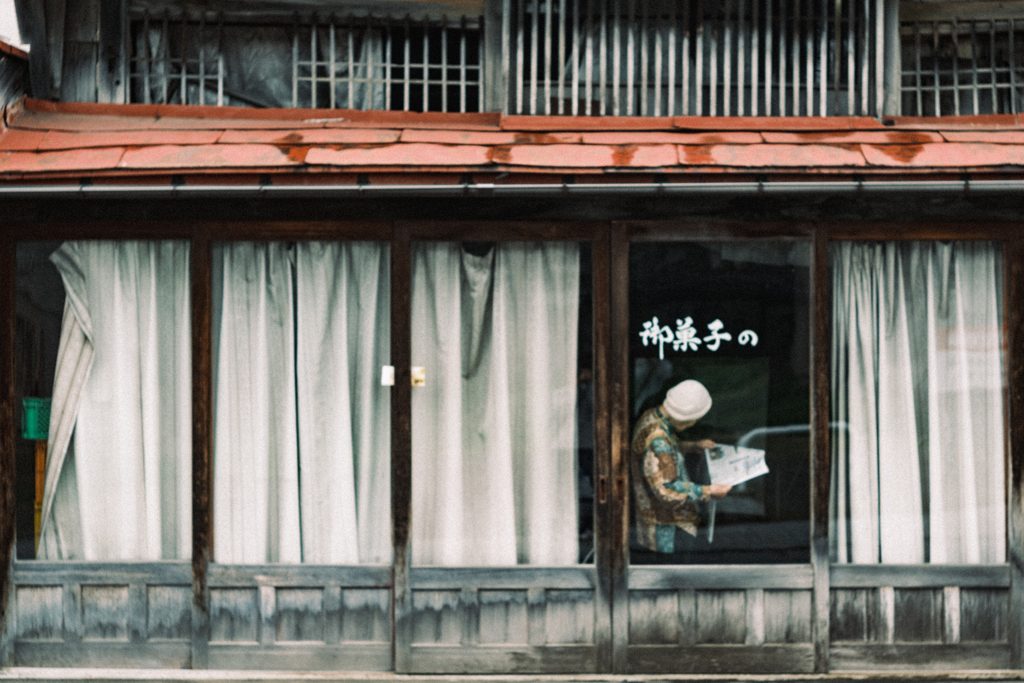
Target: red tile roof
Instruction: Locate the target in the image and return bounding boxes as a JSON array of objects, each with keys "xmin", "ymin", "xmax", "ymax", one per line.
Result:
[{"xmin": 3, "ymin": 97, "xmax": 1024, "ymax": 184}]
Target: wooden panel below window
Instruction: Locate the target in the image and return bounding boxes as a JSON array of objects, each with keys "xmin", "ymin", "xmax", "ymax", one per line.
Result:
[
  {"xmin": 12, "ymin": 562, "xmax": 192, "ymax": 667},
  {"xmin": 626, "ymin": 643, "xmax": 815, "ymax": 673},
  {"xmin": 830, "ymin": 643, "xmax": 1010, "ymax": 670},
  {"xmin": 404, "ymin": 566, "xmax": 601, "ymax": 673}
]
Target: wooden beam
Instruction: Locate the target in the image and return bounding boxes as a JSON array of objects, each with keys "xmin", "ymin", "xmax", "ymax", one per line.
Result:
[
  {"xmin": 391, "ymin": 222, "xmax": 411, "ymax": 674},
  {"xmin": 0, "ymin": 239, "xmax": 14, "ymax": 667},
  {"xmin": 810, "ymin": 226, "xmax": 830, "ymax": 673},
  {"xmin": 609, "ymin": 222, "xmax": 629, "ymax": 674},
  {"xmin": 1008, "ymin": 235, "xmax": 1024, "ymax": 669},
  {"xmin": 190, "ymin": 231, "xmax": 212, "ymax": 669},
  {"xmin": 12, "ymin": 0, "xmax": 52, "ymax": 98},
  {"xmin": 482, "ymin": 0, "xmax": 507, "ymax": 112},
  {"xmin": 96, "ymin": 0, "xmax": 125, "ymax": 103},
  {"xmin": 592, "ymin": 225, "xmax": 612, "ymax": 673}
]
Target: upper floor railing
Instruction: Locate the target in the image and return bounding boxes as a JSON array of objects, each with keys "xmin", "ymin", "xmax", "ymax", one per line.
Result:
[{"xmin": 117, "ymin": 0, "xmax": 1024, "ymax": 117}]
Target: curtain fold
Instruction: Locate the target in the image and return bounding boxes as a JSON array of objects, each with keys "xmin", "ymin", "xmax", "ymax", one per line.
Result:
[
  {"xmin": 411, "ymin": 243, "xmax": 580, "ymax": 566},
  {"xmin": 830, "ymin": 242, "xmax": 1005, "ymax": 564},
  {"xmin": 213, "ymin": 242, "xmax": 391, "ymax": 564},
  {"xmin": 39, "ymin": 241, "xmax": 192, "ymax": 561}
]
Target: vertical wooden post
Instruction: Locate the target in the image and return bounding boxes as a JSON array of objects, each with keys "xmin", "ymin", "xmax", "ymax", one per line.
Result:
[
  {"xmin": 191, "ymin": 232, "xmax": 212, "ymax": 669},
  {"xmin": 1008, "ymin": 235, "xmax": 1024, "ymax": 670},
  {"xmin": 608, "ymin": 223, "xmax": 630, "ymax": 673},
  {"xmin": 592, "ymin": 225, "xmax": 613, "ymax": 672},
  {"xmin": 881, "ymin": 0, "xmax": 901, "ymax": 116},
  {"xmin": 483, "ymin": 0, "xmax": 509, "ymax": 112},
  {"xmin": 391, "ymin": 223, "xmax": 413, "ymax": 673},
  {"xmin": 810, "ymin": 226, "xmax": 831, "ymax": 672},
  {"xmin": 97, "ymin": 0, "xmax": 127, "ymax": 102},
  {"xmin": 0, "ymin": 239, "xmax": 15, "ymax": 666}
]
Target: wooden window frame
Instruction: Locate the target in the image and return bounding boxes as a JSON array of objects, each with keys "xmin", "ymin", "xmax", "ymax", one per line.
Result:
[{"xmin": 0, "ymin": 219, "xmax": 1021, "ymax": 672}]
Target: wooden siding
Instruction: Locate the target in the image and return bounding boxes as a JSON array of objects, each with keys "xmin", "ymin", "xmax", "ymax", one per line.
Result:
[
  {"xmin": 205, "ymin": 565, "xmax": 391, "ymax": 671},
  {"xmin": 404, "ymin": 567, "xmax": 601, "ymax": 674},
  {"xmin": 9, "ymin": 563, "xmax": 392, "ymax": 670},
  {"xmin": 0, "ymin": 51, "xmax": 27, "ymax": 107},
  {"xmin": 829, "ymin": 565, "xmax": 1011, "ymax": 671},
  {"xmin": 625, "ymin": 566, "xmax": 815, "ymax": 673},
  {"xmin": 11, "ymin": 562, "xmax": 192, "ymax": 667}
]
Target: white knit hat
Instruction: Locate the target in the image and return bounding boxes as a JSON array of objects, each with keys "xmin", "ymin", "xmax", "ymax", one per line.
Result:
[{"xmin": 663, "ymin": 380, "xmax": 712, "ymax": 422}]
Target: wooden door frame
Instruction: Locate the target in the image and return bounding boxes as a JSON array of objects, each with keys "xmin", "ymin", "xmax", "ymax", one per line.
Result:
[
  {"xmin": 394, "ymin": 221, "xmax": 611, "ymax": 674},
  {"xmin": 1, "ymin": 218, "xmax": 1022, "ymax": 673}
]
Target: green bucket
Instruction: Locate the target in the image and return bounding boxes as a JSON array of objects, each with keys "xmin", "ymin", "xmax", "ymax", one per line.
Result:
[{"xmin": 21, "ymin": 397, "xmax": 51, "ymax": 441}]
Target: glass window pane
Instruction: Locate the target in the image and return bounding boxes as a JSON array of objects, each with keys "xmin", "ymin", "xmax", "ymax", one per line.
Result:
[
  {"xmin": 16, "ymin": 241, "xmax": 192, "ymax": 561},
  {"xmin": 411, "ymin": 242, "xmax": 593, "ymax": 566},
  {"xmin": 212, "ymin": 242, "xmax": 391, "ymax": 564},
  {"xmin": 830, "ymin": 241, "xmax": 1005, "ymax": 564},
  {"xmin": 629, "ymin": 242, "xmax": 811, "ymax": 565}
]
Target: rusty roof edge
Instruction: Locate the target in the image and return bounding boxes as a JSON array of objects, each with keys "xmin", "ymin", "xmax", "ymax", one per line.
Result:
[
  {"xmin": 0, "ymin": 178, "xmax": 1020, "ymax": 199},
  {"xmin": 16, "ymin": 97, "xmax": 1024, "ymax": 133}
]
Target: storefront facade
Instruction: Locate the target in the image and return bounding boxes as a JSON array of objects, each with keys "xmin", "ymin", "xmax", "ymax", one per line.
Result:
[{"xmin": 0, "ymin": 94, "xmax": 1021, "ymax": 676}]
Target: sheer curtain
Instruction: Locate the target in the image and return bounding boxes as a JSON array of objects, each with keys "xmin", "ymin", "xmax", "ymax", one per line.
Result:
[
  {"xmin": 212, "ymin": 242, "xmax": 390, "ymax": 564},
  {"xmin": 39, "ymin": 241, "xmax": 192, "ymax": 561},
  {"xmin": 831, "ymin": 242, "xmax": 1005, "ymax": 564},
  {"xmin": 411, "ymin": 243, "xmax": 580, "ymax": 566}
]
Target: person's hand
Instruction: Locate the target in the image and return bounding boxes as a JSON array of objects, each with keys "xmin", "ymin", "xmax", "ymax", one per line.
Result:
[
  {"xmin": 706, "ymin": 483, "xmax": 732, "ymax": 499},
  {"xmin": 698, "ymin": 439, "xmax": 716, "ymax": 449}
]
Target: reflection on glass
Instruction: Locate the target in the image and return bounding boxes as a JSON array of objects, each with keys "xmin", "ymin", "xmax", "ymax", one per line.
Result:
[
  {"xmin": 16, "ymin": 241, "xmax": 192, "ymax": 561},
  {"xmin": 830, "ymin": 242, "xmax": 1005, "ymax": 564},
  {"xmin": 212, "ymin": 242, "xmax": 391, "ymax": 564},
  {"xmin": 411, "ymin": 242, "xmax": 592, "ymax": 566},
  {"xmin": 629, "ymin": 242, "xmax": 811, "ymax": 565}
]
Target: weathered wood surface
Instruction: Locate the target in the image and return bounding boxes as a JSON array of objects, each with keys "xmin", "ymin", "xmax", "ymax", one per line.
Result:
[
  {"xmin": 621, "ymin": 221, "xmax": 815, "ymax": 241},
  {"xmin": 626, "ymin": 643, "xmax": 815, "ymax": 673},
  {"xmin": 13, "ymin": 562, "xmax": 191, "ymax": 584},
  {"xmin": 608, "ymin": 223, "xmax": 629, "ymax": 674},
  {"xmin": 629, "ymin": 565, "xmax": 813, "ymax": 590},
  {"xmin": 208, "ymin": 564, "xmax": 390, "ymax": 587},
  {"xmin": 0, "ymin": 52, "xmax": 28, "ymax": 107},
  {"xmin": 830, "ymin": 586, "xmax": 1009, "ymax": 646},
  {"xmin": 207, "ymin": 643, "xmax": 391, "ymax": 671},
  {"xmin": 810, "ymin": 226, "xmax": 830, "ymax": 673},
  {"xmin": 15, "ymin": 641, "xmax": 192, "ymax": 668},
  {"xmin": 191, "ymin": 232, "xmax": 212, "ymax": 669},
  {"xmin": 830, "ymin": 643, "xmax": 1011, "ymax": 670},
  {"xmin": 1009, "ymin": 234, "xmax": 1024, "ymax": 669},
  {"xmin": 410, "ymin": 567, "xmax": 594, "ymax": 590},
  {"xmin": 391, "ymin": 222, "xmax": 413, "ymax": 674},
  {"xmin": 406, "ymin": 644, "xmax": 599, "ymax": 674},
  {"xmin": 591, "ymin": 228, "xmax": 613, "ymax": 673},
  {"xmin": 0, "ymin": 239, "xmax": 15, "ymax": 667},
  {"xmin": 404, "ymin": 577, "xmax": 597, "ymax": 673},
  {"xmin": 830, "ymin": 564, "xmax": 1010, "ymax": 588}
]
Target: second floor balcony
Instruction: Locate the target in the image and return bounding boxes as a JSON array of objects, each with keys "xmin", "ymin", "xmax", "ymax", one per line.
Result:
[{"xmin": 18, "ymin": 0, "xmax": 1024, "ymax": 118}]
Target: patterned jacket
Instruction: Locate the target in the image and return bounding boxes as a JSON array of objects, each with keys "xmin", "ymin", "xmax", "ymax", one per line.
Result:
[{"xmin": 630, "ymin": 406, "xmax": 711, "ymax": 553}]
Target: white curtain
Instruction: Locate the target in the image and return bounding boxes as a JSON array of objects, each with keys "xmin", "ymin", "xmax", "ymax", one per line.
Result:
[
  {"xmin": 213, "ymin": 242, "xmax": 390, "ymax": 564},
  {"xmin": 39, "ymin": 241, "xmax": 192, "ymax": 561},
  {"xmin": 411, "ymin": 243, "xmax": 580, "ymax": 566},
  {"xmin": 831, "ymin": 242, "xmax": 1005, "ymax": 564}
]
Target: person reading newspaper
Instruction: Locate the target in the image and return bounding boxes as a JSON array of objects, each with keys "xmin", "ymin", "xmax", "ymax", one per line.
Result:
[{"xmin": 630, "ymin": 380, "xmax": 731, "ymax": 556}]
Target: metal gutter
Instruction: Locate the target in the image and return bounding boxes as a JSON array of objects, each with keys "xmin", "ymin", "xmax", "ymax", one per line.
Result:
[{"xmin": 0, "ymin": 178, "xmax": 1020, "ymax": 199}]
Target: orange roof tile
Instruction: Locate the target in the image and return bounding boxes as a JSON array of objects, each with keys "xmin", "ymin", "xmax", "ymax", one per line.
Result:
[
  {"xmin": 306, "ymin": 143, "xmax": 491, "ymax": 167},
  {"xmin": 4, "ymin": 97, "xmax": 1024, "ymax": 183}
]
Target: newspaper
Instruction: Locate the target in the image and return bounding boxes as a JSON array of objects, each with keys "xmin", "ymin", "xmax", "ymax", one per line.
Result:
[
  {"xmin": 705, "ymin": 444, "xmax": 769, "ymax": 486},
  {"xmin": 704, "ymin": 444, "xmax": 768, "ymax": 543}
]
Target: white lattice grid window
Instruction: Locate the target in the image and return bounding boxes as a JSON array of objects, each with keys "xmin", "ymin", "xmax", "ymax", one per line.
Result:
[{"xmin": 127, "ymin": 10, "xmax": 483, "ymax": 112}]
